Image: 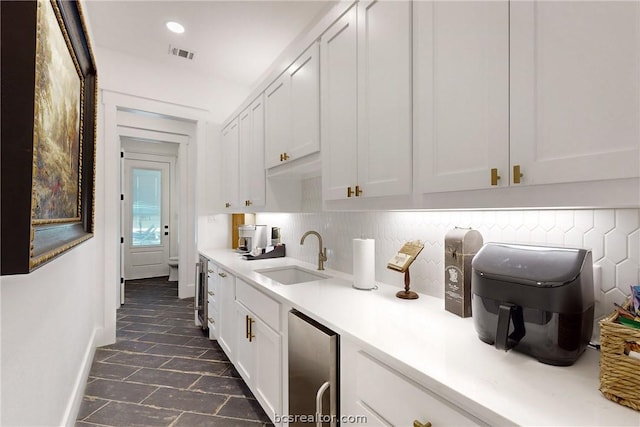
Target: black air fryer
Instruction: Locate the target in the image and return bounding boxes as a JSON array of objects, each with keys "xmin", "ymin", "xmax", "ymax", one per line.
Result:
[{"xmin": 471, "ymin": 243, "xmax": 594, "ymax": 366}]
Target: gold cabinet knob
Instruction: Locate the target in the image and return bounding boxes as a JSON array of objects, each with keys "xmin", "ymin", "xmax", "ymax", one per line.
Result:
[
  {"xmin": 413, "ymin": 421, "xmax": 432, "ymax": 427},
  {"xmin": 513, "ymin": 164, "xmax": 523, "ymax": 184},
  {"xmin": 490, "ymin": 168, "xmax": 501, "ymax": 186}
]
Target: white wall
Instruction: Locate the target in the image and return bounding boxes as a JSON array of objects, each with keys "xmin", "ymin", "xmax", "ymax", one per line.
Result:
[
  {"xmin": 95, "ymin": 46, "xmax": 248, "ymax": 124},
  {"xmin": 257, "ymin": 177, "xmax": 640, "ymax": 325},
  {"xmin": 1, "ymin": 222, "xmax": 101, "ymax": 427}
]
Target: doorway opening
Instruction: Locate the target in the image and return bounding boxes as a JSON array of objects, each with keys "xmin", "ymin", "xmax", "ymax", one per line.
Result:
[{"xmin": 121, "ymin": 139, "xmax": 179, "ymax": 302}]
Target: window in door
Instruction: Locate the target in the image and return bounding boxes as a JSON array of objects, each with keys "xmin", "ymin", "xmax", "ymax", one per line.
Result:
[{"xmin": 131, "ymin": 168, "xmax": 162, "ymax": 247}]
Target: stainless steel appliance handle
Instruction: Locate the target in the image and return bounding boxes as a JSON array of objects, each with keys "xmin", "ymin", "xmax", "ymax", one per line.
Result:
[
  {"xmin": 315, "ymin": 381, "xmax": 330, "ymax": 427},
  {"xmin": 194, "ymin": 262, "xmax": 202, "ymax": 309}
]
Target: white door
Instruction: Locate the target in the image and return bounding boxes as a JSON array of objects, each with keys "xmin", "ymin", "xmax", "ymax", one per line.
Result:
[
  {"xmin": 510, "ymin": 0, "xmax": 640, "ymax": 186},
  {"xmin": 417, "ymin": 0, "xmax": 509, "ymax": 193},
  {"xmin": 265, "ymin": 75, "xmax": 291, "ymax": 168},
  {"xmin": 123, "ymin": 159, "xmax": 170, "ymax": 279},
  {"xmin": 321, "ymin": 4, "xmax": 358, "ymax": 201},
  {"xmin": 289, "ymin": 42, "xmax": 320, "ymax": 161},
  {"xmin": 239, "ymin": 95, "xmax": 266, "ymax": 208},
  {"xmin": 221, "ymin": 119, "xmax": 240, "ymax": 210},
  {"xmin": 357, "ymin": 0, "xmax": 413, "ymax": 198}
]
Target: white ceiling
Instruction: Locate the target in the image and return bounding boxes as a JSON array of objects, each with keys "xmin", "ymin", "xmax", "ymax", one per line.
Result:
[{"xmin": 84, "ymin": 0, "xmax": 332, "ymax": 89}]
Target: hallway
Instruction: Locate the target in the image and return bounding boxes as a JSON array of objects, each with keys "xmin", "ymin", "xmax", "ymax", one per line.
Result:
[{"xmin": 76, "ymin": 277, "xmax": 272, "ymax": 426}]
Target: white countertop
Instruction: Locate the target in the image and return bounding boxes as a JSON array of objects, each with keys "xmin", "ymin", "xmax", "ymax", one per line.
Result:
[{"xmin": 200, "ymin": 248, "xmax": 640, "ymax": 426}]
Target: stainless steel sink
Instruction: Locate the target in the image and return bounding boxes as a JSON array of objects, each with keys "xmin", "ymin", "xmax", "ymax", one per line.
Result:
[{"xmin": 255, "ymin": 266, "xmax": 330, "ymax": 285}]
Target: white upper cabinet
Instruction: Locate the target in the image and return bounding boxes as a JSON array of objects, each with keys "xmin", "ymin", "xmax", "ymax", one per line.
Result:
[
  {"xmin": 238, "ymin": 95, "xmax": 266, "ymax": 208},
  {"xmin": 265, "ymin": 42, "xmax": 320, "ymax": 170},
  {"xmin": 416, "ymin": 1, "xmax": 509, "ymax": 193},
  {"xmin": 321, "ymin": 5, "xmax": 358, "ymax": 201},
  {"xmin": 289, "ymin": 43, "xmax": 320, "ymax": 162},
  {"xmin": 322, "ymin": 0, "xmax": 412, "ymax": 202},
  {"xmin": 510, "ymin": 0, "xmax": 640, "ymax": 186},
  {"xmin": 220, "ymin": 118, "xmax": 239, "ymax": 210},
  {"xmin": 265, "ymin": 75, "xmax": 290, "ymax": 169}
]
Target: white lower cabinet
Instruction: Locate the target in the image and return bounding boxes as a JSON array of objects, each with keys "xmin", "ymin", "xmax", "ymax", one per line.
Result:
[
  {"xmin": 341, "ymin": 339, "xmax": 484, "ymax": 427},
  {"xmin": 235, "ymin": 278, "xmax": 282, "ymax": 423},
  {"xmin": 207, "ymin": 264, "xmax": 219, "ymax": 340},
  {"xmin": 217, "ymin": 267, "xmax": 236, "ymax": 360}
]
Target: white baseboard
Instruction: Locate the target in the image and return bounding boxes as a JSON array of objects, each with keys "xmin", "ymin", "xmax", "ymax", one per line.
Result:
[{"xmin": 61, "ymin": 327, "xmax": 98, "ymax": 427}]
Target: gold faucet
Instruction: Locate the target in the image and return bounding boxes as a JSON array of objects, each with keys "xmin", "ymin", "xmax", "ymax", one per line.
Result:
[{"xmin": 300, "ymin": 230, "xmax": 327, "ymax": 270}]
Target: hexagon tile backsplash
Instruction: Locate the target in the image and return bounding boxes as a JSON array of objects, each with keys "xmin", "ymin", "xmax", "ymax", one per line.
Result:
[{"xmin": 257, "ymin": 179, "xmax": 640, "ymax": 322}]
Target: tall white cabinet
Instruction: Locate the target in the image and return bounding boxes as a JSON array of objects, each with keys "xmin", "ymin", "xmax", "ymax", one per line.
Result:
[
  {"xmin": 322, "ymin": 0, "xmax": 412, "ymax": 201},
  {"xmin": 238, "ymin": 95, "xmax": 266, "ymax": 208},
  {"xmin": 510, "ymin": 0, "xmax": 640, "ymax": 186},
  {"xmin": 220, "ymin": 119, "xmax": 239, "ymax": 209},
  {"xmin": 415, "ymin": 1, "xmax": 509, "ymax": 193}
]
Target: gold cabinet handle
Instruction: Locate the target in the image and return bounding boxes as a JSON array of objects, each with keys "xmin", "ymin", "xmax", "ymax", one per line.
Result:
[
  {"xmin": 248, "ymin": 316, "xmax": 255, "ymax": 342},
  {"xmin": 413, "ymin": 421, "xmax": 432, "ymax": 427},
  {"xmin": 283, "ymin": 152, "xmax": 290, "ymax": 161},
  {"xmin": 513, "ymin": 164, "xmax": 523, "ymax": 184},
  {"xmin": 218, "ymin": 272, "xmax": 227, "ymax": 278},
  {"xmin": 208, "ymin": 290, "xmax": 214, "ymax": 296},
  {"xmin": 245, "ymin": 314, "xmax": 250, "ymax": 339},
  {"xmin": 355, "ymin": 185, "xmax": 363, "ymax": 196},
  {"xmin": 490, "ymin": 168, "xmax": 501, "ymax": 186},
  {"xmin": 246, "ymin": 200, "xmax": 252, "ymax": 206},
  {"xmin": 347, "ymin": 186, "xmax": 354, "ymax": 198},
  {"xmin": 225, "ymin": 202, "xmax": 231, "ymax": 208}
]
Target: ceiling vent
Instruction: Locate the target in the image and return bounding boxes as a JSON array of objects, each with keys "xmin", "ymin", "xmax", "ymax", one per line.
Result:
[{"xmin": 168, "ymin": 45, "xmax": 195, "ymax": 61}]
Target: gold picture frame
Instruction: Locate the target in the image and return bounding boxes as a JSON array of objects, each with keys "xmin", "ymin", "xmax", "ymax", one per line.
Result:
[{"xmin": 1, "ymin": 0, "xmax": 97, "ymax": 274}]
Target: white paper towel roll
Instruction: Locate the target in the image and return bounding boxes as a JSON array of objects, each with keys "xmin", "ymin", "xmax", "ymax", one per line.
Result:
[{"xmin": 353, "ymin": 238, "xmax": 376, "ymax": 290}]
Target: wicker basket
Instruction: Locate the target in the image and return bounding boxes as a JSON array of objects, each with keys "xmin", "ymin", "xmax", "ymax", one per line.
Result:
[{"xmin": 599, "ymin": 301, "xmax": 640, "ymax": 411}]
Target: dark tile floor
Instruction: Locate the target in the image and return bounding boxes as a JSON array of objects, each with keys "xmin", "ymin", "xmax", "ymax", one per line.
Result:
[{"xmin": 76, "ymin": 277, "xmax": 272, "ymax": 427}]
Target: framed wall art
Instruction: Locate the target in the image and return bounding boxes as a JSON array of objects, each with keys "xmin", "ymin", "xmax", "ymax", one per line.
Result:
[{"xmin": 1, "ymin": 0, "xmax": 97, "ymax": 275}]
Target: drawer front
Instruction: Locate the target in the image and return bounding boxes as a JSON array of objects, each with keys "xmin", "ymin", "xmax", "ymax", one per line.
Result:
[
  {"xmin": 207, "ymin": 288, "xmax": 217, "ymax": 306},
  {"xmin": 356, "ymin": 350, "xmax": 482, "ymax": 427},
  {"xmin": 236, "ymin": 278, "xmax": 280, "ymax": 331}
]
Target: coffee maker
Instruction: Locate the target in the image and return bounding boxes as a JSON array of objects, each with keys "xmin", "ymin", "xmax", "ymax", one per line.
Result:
[{"xmin": 237, "ymin": 225, "xmax": 268, "ymax": 254}]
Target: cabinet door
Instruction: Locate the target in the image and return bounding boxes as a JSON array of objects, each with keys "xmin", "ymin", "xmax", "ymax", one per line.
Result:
[
  {"xmin": 253, "ymin": 314, "xmax": 281, "ymax": 421},
  {"xmin": 416, "ymin": 1, "xmax": 509, "ymax": 192},
  {"xmin": 217, "ymin": 268, "xmax": 235, "ymax": 361},
  {"xmin": 265, "ymin": 75, "xmax": 290, "ymax": 169},
  {"xmin": 510, "ymin": 1, "xmax": 640, "ymax": 186},
  {"xmin": 234, "ymin": 302, "xmax": 254, "ymax": 385},
  {"xmin": 239, "ymin": 95, "xmax": 266, "ymax": 208},
  {"xmin": 321, "ymin": 5, "xmax": 358, "ymax": 201},
  {"xmin": 289, "ymin": 42, "xmax": 320, "ymax": 162},
  {"xmin": 357, "ymin": 0, "xmax": 412, "ymax": 198},
  {"xmin": 221, "ymin": 119, "xmax": 239, "ymax": 209}
]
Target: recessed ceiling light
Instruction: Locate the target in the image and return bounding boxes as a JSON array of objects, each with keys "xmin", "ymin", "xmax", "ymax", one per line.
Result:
[{"xmin": 166, "ymin": 21, "xmax": 185, "ymax": 34}]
